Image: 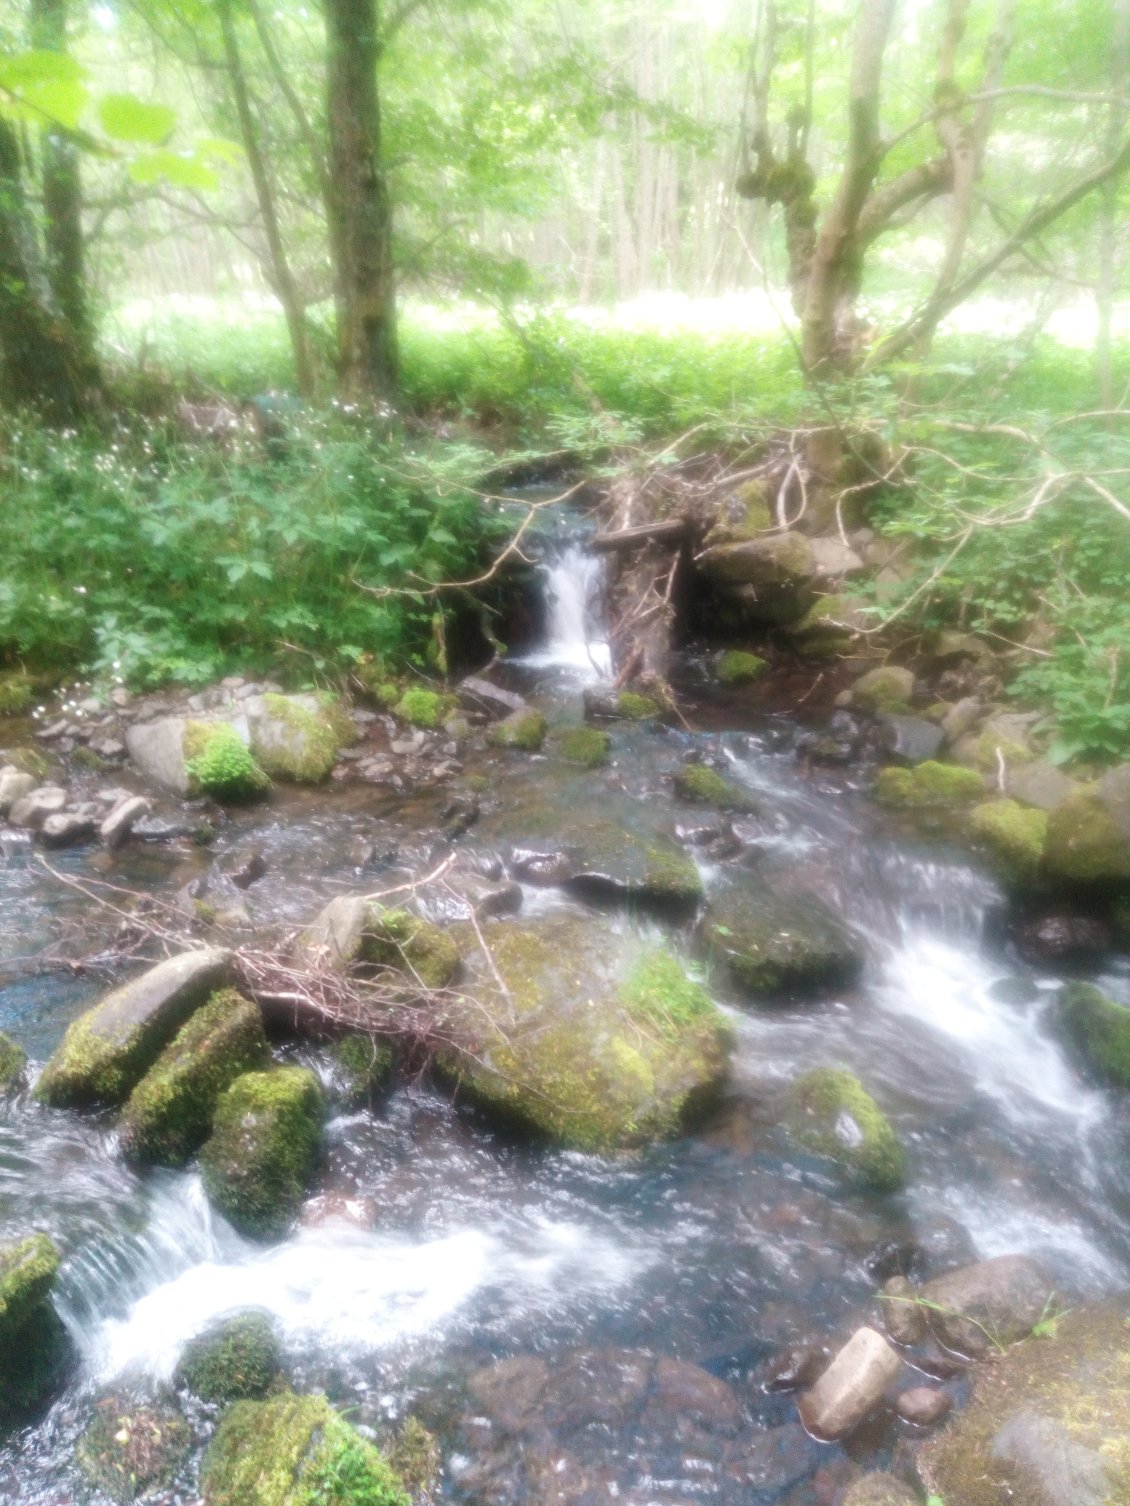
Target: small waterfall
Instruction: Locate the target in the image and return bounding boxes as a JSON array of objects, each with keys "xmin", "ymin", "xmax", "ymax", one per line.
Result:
[{"xmin": 513, "ymin": 537, "xmax": 611, "ymax": 677}]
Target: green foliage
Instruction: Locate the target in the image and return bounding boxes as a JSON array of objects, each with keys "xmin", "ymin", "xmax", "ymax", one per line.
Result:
[{"xmin": 186, "ymin": 723, "xmax": 270, "ymax": 802}]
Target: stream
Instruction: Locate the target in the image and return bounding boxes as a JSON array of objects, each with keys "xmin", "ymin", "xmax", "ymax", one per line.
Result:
[{"xmin": 2, "ymin": 518, "xmax": 1130, "ymax": 1504}]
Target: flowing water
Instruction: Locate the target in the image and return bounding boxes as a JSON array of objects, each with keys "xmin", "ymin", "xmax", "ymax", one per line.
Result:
[{"xmin": 2, "ymin": 521, "xmax": 1130, "ymax": 1503}]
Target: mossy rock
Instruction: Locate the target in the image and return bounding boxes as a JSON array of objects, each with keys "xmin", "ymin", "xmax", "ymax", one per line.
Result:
[
  {"xmin": 849, "ymin": 665, "xmax": 915, "ymax": 714},
  {"xmin": 787, "ymin": 1068, "xmax": 905, "ymax": 1192},
  {"xmin": 873, "ymin": 760, "xmax": 985, "ymax": 810},
  {"xmin": 1055, "ymin": 982, "xmax": 1130, "ymax": 1088},
  {"xmin": 673, "ymin": 762, "xmax": 756, "ymax": 812},
  {"xmin": 0, "ymin": 674, "xmax": 33, "ymax": 718},
  {"xmin": 487, "ymin": 708, "xmax": 548, "ymax": 751},
  {"xmin": 969, "ymin": 800, "xmax": 1048, "ymax": 886},
  {"xmin": 296, "ymin": 897, "xmax": 460, "ymax": 989},
  {"xmin": 786, "ymin": 595, "xmax": 872, "ymax": 659},
  {"xmin": 1044, "ymin": 789, "xmax": 1130, "ymax": 883},
  {"xmin": 175, "ymin": 1312, "xmax": 282, "ymax": 1402},
  {"xmin": 77, "ymin": 1396, "xmax": 191, "ymax": 1503},
  {"xmin": 184, "ymin": 720, "xmax": 270, "ymax": 802},
  {"xmin": 704, "ymin": 478, "xmax": 774, "ymax": 545},
  {"xmin": 0, "ymin": 1032, "xmax": 27, "ymax": 1091},
  {"xmin": 329, "ymin": 1034, "xmax": 394, "ymax": 1106},
  {"xmin": 842, "ymin": 1473, "xmax": 919, "ymax": 1506},
  {"xmin": 953, "ymin": 728, "xmax": 1035, "ymax": 775},
  {"xmin": 0, "ymin": 1232, "xmax": 71, "ymax": 1422},
  {"xmin": 248, "ymin": 692, "xmax": 352, "ymax": 783},
  {"xmin": 583, "ymin": 688, "xmax": 663, "ymax": 722},
  {"xmin": 704, "ymin": 886, "xmax": 862, "ymax": 999},
  {"xmin": 119, "ymin": 989, "xmax": 270, "ymax": 1166},
  {"xmin": 200, "ymin": 1067, "xmax": 323, "ymax": 1240},
  {"xmin": 36, "ymin": 948, "xmax": 233, "ymax": 1108},
  {"xmin": 393, "ymin": 687, "xmax": 445, "ymax": 728},
  {"xmin": 442, "ymin": 918, "xmax": 732, "ymax": 1151},
  {"xmin": 0, "ymin": 1232, "xmax": 58, "ymax": 1330},
  {"xmin": 563, "ymin": 820, "xmax": 703, "ymax": 912},
  {"xmin": 715, "ymin": 650, "xmax": 768, "ymax": 685},
  {"xmin": 387, "ymin": 1417, "xmax": 440, "ymax": 1497},
  {"xmin": 920, "ymin": 1300, "xmax": 1130, "ymax": 1506},
  {"xmin": 202, "ymin": 1390, "xmax": 409, "ymax": 1506},
  {"xmin": 555, "ymin": 726, "xmax": 611, "ymax": 768}
]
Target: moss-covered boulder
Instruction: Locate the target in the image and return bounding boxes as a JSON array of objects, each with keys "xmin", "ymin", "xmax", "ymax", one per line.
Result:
[
  {"xmin": 442, "ymin": 918, "xmax": 732, "ymax": 1151},
  {"xmin": 969, "ymin": 800, "xmax": 1048, "ymax": 886},
  {"xmin": 119, "ymin": 989, "xmax": 269, "ymax": 1165},
  {"xmin": 703, "ymin": 886, "xmax": 862, "ymax": 999},
  {"xmin": 873, "ymin": 759, "xmax": 985, "ymax": 810},
  {"xmin": 786, "ymin": 596, "xmax": 871, "ymax": 659},
  {"xmin": 555, "ymin": 726, "xmax": 611, "ymax": 768},
  {"xmin": 328, "ymin": 1033, "xmax": 394, "ymax": 1106},
  {"xmin": 36, "ymin": 948, "xmax": 232, "ymax": 1108},
  {"xmin": 77, "ymin": 1396, "xmax": 191, "ymax": 1503},
  {"xmin": 583, "ymin": 687, "xmax": 663, "ymax": 722},
  {"xmin": 673, "ymin": 761, "xmax": 757, "ymax": 812},
  {"xmin": 296, "ymin": 896, "xmax": 460, "ymax": 989},
  {"xmin": 200, "ymin": 1068, "xmax": 323, "ymax": 1239},
  {"xmin": 246, "ymin": 692, "xmax": 353, "ymax": 783},
  {"xmin": 703, "ymin": 478, "xmax": 774, "ymax": 545},
  {"xmin": 842, "ymin": 1475, "xmax": 919, "ymax": 1506},
  {"xmin": 487, "ymin": 708, "xmax": 548, "ymax": 751},
  {"xmin": 1044, "ymin": 788, "xmax": 1130, "ymax": 884},
  {"xmin": 393, "ymin": 686, "xmax": 444, "ymax": 728},
  {"xmin": 786, "ymin": 1068, "xmax": 905, "ymax": 1191},
  {"xmin": 202, "ymin": 1390, "xmax": 409, "ymax": 1506},
  {"xmin": 715, "ymin": 649, "xmax": 769, "ymax": 684},
  {"xmin": 175, "ymin": 1312, "xmax": 282, "ymax": 1401},
  {"xmin": 920, "ymin": 1300, "xmax": 1130, "ymax": 1506},
  {"xmin": 0, "ymin": 1232, "xmax": 70, "ymax": 1424},
  {"xmin": 1055, "ymin": 982, "xmax": 1130, "ymax": 1087},
  {"xmin": 561, "ymin": 820, "xmax": 703, "ymax": 912},
  {"xmin": 185, "ymin": 720, "xmax": 271, "ymax": 801},
  {"xmin": 849, "ymin": 665, "xmax": 915, "ymax": 714},
  {"xmin": 0, "ymin": 1032, "xmax": 27, "ymax": 1091}
]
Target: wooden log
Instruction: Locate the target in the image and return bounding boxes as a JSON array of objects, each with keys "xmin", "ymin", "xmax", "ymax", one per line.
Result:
[{"xmin": 591, "ymin": 518, "xmax": 688, "ymax": 552}]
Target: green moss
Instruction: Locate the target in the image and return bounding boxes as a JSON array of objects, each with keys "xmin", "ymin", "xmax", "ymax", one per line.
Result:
[
  {"xmin": 175, "ymin": 1312, "xmax": 282, "ymax": 1402},
  {"xmin": 619, "ymin": 949, "xmax": 715, "ymax": 1039},
  {"xmin": 202, "ymin": 1391, "xmax": 409, "ymax": 1506},
  {"xmin": 487, "ymin": 708, "xmax": 548, "ymax": 750},
  {"xmin": 77, "ymin": 1397, "xmax": 190, "ymax": 1504},
  {"xmin": 200, "ymin": 1068, "xmax": 323, "ymax": 1240},
  {"xmin": 615, "ymin": 691, "xmax": 661, "ymax": 720},
  {"xmin": 119, "ymin": 990, "xmax": 269, "ymax": 1166},
  {"xmin": 362, "ymin": 907, "xmax": 460, "ymax": 988},
  {"xmin": 874, "ymin": 760, "xmax": 985, "ymax": 809},
  {"xmin": 0, "ymin": 675, "xmax": 33, "ymax": 717},
  {"xmin": 673, "ymin": 762, "xmax": 756, "ymax": 811},
  {"xmin": 789, "ymin": 1067, "xmax": 906, "ymax": 1192},
  {"xmin": 963, "ymin": 731, "xmax": 1034, "ymax": 773},
  {"xmin": 969, "ymin": 800, "xmax": 1047, "ymax": 885},
  {"xmin": 256, "ymin": 693, "xmax": 341, "ymax": 783},
  {"xmin": 704, "ymin": 888, "xmax": 862, "ymax": 998},
  {"xmin": 716, "ymin": 650, "xmax": 768, "ymax": 684},
  {"xmin": 386, "ymin": 1417, "xmax": 439, "ymax": 1497},
  {"xmin": 185, "ymin": 721, "xmax": 270, "ymax": 802},
  {"xmin": 556, "ymin": 726, "xmax": 610, "ymax": 768},
  {"xmin": 1056, "ymin": 982, "xmax": 1130, "ymax": 1087},
  {"xmin": 1044, "ymin": 790, "xmax": 1130, "ymax": 882},
  {"xmin": 393, "ymin": 687, "xmax": 443, "ymax": 728},
  {"xmin": 0, "ymin": 1031, "xmax": 27, "ymax": 1090},
  {"xmin": 851, "ymin": 666, "xmax": 914, "ymax": 714},
  {"xmin": 0, "ymin": 1233, "xmax": 59, "ymax": 1329},
  {"xmin": 330, "ymin": 1034, "xmax": 393, "ymax": 1106}
]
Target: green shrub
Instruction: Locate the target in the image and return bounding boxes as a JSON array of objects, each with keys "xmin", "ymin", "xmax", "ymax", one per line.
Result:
[{"xmin": 185, "ymin": 723, "xmax": 270, "ymax": 801}]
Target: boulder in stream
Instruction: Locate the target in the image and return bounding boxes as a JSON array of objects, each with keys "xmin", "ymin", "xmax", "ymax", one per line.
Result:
[
  {"xmin": 0, "ymin": 1232, "xmax": 71, "ymax": 1424},
  {"xmin": 703, "ymin": 885, "xmax": 862, "ymax": 999},
  {"xmin": 0, "ymin": 1031, "xmax": 26, "ymax": 1091},
  {"xmin": 245, "ymin": 691, "xmax": 355, "ymax": 782},
  {"xmin": 36, "ymin": 947, "xmax": 232, "ymax": 1108},
  {"xmin": 441, "ymin": 917, "xmax": 732, "ymax": 1151},
  {"xmin": 673, "ymin": 760, "xmax": 757, "ymax": 812},
  {"xmin": 797, "ymin": 1325, "xmax": 903, "ymax": 1440},
  {"xmin": 174, "ymin": 1311, "xmax": 283, "ymax": 1402},
  {"xmin": 916, "ymin": 1253, "xmax": 1057, "ymax": 1357},
  {"xmin": 486, "ymin": 707, "xmax": 548, "ymax": 751},
  {"xmin": 199, "ymin": 1067, "xmax": 323, "ymax": 1239},
  {"xmin": 202, "ymin": 1390, "xmax": 409, "ymax": 1506},
  {"xmin": 119, "ymin": 988, "xmax": 270, "ymax": 1165},
  {"xmin": 77, "ymin": 1396, "xmax": 190, "ymax": 1503},
  {"xmin": 554, "ymin": 725, "xmax": 611, "ymax": 768},
  {"xmin": 509, "ymin": 816, "xmax": 704, "ymax": 914},
  {"xmin": 786, "ymin": 1067, "xmax": 906, "ymax": 1192},
  {"xmin": 969, "ymin": 799, "xmax": 1048, "ymax": 885},
  {"xmin": 296, "ymin": 895, "xmax": 460, "ymax": 988},
  {"xmin": 1043, "ymin": 772, "xmax": 1130, "ymax": 883},
  {"xmin": 1054, "ymin": 982, "xmax": 1130, "ymax": 1087},
  {"xmin": 920, "ymin": 1299, "xmax": 1130, "ymax": 1506}
]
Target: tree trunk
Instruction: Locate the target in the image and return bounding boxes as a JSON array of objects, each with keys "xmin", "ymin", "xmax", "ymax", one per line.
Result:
[{"xmin": 324, "ymin": 0, "xmax": 397, "ymax": 402}]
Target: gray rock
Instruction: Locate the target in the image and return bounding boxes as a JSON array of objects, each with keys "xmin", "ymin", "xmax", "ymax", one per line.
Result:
[
  {"xmin": 881, "ymin": 1275, "xmax": 927, "ymax": 1345},
  {"xmin": 245, "ymin": 692, "xmax": 351, "ymax": 782},
  {"xmin": 797, "ymin": 1326, "xmax": 903, "ymax": 1439},
  {"xmin": 125, "ymin": 716, "xmax": 191, "ymax": 793},
  {"xmin": 697, "ymin": 532, "xmax": 817, "ymax": 625},
  {"xmin": 458, "ymin": 676, "xmax": 527, "ymax": 717},
  {"xmin": 40, "ymin": 812, "xmax": 96, "ymax": 847},
  {"xmin": 0, "ymin": 768, "xmax": 36, "ymax": 815},
  {"xmin": 1006, "ymin": 760, "xmax": 1079, "ymax": 811},
  {"xmin": 895, "ymin": 1385, "xmax": 951, "ymax": 1426},
  {"xmin": 1097, "ymin": 760, "xmax": 1130, "ymax": 837},
  {"xmin": 809, "ymin": 536, "xmax": 865, "ymax": 580},
  {"xmin": 918, "ymin": 1254, "xmax": 1055, "ymax": 1356},
  {"xmin": 877, "ymin": 713, "xmax": 945, "ymax": 765},
  {"xmin": 8, "ymin": 785, "xmax": 68, "ymax": 829},
  {"xmin": 88, "ymin": 737, "xmax": 126, "ymax": 760},
  {"xmin": 100, "ymin": 795, "xmax": 151, "ymax": 851},
  {"xmin": 990, "ymin": 1411, "xmax": 1113, "ymax": 1506},
  {"xmin": 703, "ymin": 883, "xmax": 862, "ymax": 999}
]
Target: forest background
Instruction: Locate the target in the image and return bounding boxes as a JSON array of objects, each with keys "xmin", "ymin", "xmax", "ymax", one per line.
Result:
[{"xmin": 1, "ymin": 0, "xmax": 1130, "ymax": 765}]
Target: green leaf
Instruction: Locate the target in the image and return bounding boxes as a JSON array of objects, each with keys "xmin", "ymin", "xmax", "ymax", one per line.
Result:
[
  {"xmin": 98, "ymin": 94, "xmax": 175, "ymax": 145},
  {"xmin": 127, "ymin": 150, "xmax": 219, "ymax": 190}
]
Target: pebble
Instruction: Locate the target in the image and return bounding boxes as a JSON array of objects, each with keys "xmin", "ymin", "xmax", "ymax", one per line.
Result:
[{"xmin": 895, "ymin": 1386, "xmax": 952, "ymax": 1426}]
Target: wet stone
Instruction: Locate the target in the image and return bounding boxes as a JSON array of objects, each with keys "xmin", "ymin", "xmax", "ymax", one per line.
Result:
[
  {"xmin": 797, "ymin": 1327, "xmax": 903, "ymax": 1440},
  {"xmin": 895, "ymin": 1386, "xmax": 951, "ymax": 1426},
  {"xmin": 880, "ymin": 1276, "xmax": 927, "ymax": 1345}
]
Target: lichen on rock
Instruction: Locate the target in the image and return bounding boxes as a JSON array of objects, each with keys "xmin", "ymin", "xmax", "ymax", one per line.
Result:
[{"xmin": 787, "ymin": 1067, "xmax": 906, "ymax": 1191}]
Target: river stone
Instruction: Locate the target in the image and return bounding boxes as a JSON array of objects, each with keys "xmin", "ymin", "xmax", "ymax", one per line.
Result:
[
  {"xmin": 920, "ymin": 1300, "xmax": 1130, "ymax": 1506},
  {"xmin": 99, "ymin": 794, "xmax": 151, "ymax": 850},
  {"xmin": 797, "ymin": 1326, "xmax": 903, "ymax": 1440},
  {"xmin": 245, "ymin": 692, "xmax": 352, "ymax": 782},
  {"xmin": 199, "ymin": 1067, "xmax": 323, "ymax": 1239},
  {"xmin": 440, "ymin": 917, "xmax": 731, "ymax": 1150},
  {"xmin": 849, "ymin": 666, "xmax": 915, "ymax": 714},
  {"xmin": 36, "ymin": 947, "xmax": 233, "ymax": 1108},
  {"xmin": 876, "ymin": 713, "xmax": 945, "ymax": 766},
  {"xmin": 119, "ymin": 989, "xmax": 270, "ymax": 1165},
  {"xmin": 40, "ymin": 810, "xmax": 96, "ymax": 847},
  {"xmin": 295, "ymin": 896, "xmax": 460, "ymax": 988},
  {"xmin": 1054, "ymin": 982, "xmax": 1130, "ymax": 1087},
  {"xmin": 124, "ymin": 715, "xmax": 194, "ymax": 793},
  {"xmin": 77, "ymin": 1395, "xmax": 191, "ymax": 1503},
  {"xmin": 703, "ymin": 884, "xmax": 862, "ymax": 999},
  {"xmin": 8, "ymin": 784, "xmax": 67, "ymax": 829},
  {"xmin": 508, "ymin": 817, "xmax": 704, "ymax": 913},
  {"xmin": 881, "ymin": 1275, "xmax": 927, "ymax": 1345},
  {"xmin": 202, "ymin": 1390, "xmax": 408, "ymax": 1506},
  {"xmin": 0, "ymin": 768, "xmax": 36, "ymax": 815},
  {"xmin": 896, "ymin": 1386, "xmax": 952, "ymax": 1426},
  {"xmin": 458, "ymin": 675, "xmax": 527, "ymax": 718},
  {"xmin": 842, "ymin": 1473, "xmax": 920, "ymax": 1506},
  {"xmin": 697, "ymin": 532, "xmax": 817, "ymax": 625},
  {"xmin": 0, "ymin": 1233, "xmax": 70, "ymax": 1423},
  {"xmin": 786, "ymin": 1068, "xmax": 906, "ymax": 1191},
  {"xmin": 916, "ymin": 1254, "xmax": 1056, "ymax": 1357},
  {"xmin": 487, "ymin": 708, "xmax": 548, "ymax": 751}
]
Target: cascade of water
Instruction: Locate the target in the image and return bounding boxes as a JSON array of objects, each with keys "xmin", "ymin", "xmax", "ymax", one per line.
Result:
[{"xmin": 512, "ymin": 537, "xmax": 611, "ymax": 676}]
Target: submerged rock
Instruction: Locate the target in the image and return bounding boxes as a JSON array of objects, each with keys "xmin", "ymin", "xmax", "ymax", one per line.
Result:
[
  {"xmin": 119, "ymin": 989, "xmax": 269, "ymax": 1165},
  {"xmin": 77, "ymin": 1396, "xmax": 191, "ymax": 1503},
  {"xmin": 200, "ymin": 1067, "xmax": 323, "ymax": 1239},
  {"xmin": 916, "ymin": 1254, "xmax": 1056, "ymax": 1357},
  {"xmin": 921, "ymin": 1300, "xmax": 1130, "ymax": 1506},
  {"xmin": 36, "ymin": 948, "xmax": 232, "ymax": 1108},
  {"xmin": 797, "ymin": 1326, "xmax": 902, "ymax": 1440},
  {"xmin": 703, "ymin": 885, "xmax": 862, "ymax": 999},
  {"xmin": 1054, "ymin": 981, "xmax": 1130, "ymax": 1087},
  {"xmin": 174, "ymin": 1311, "xmax": 282, "ymax": 1402},
  {"xmin": 442, "ymin": 918, "xmax": 732, "ymax": 1150},
  {"xmin": 583, "ymin": 687, "xmax": 663, "ymax": 722},
  {"xmin": 673, "ymin": 760, "xmax": 757, "ymax": 812},
  {"xmin": 486, "ymin": 707, "xmax": 548, "ymax": 751},
  {"xmin": 510, "ymin": 817, "xmax": 704, "ymax": 913},
  {"xmin": 202, "ymin": 1390, "xmax": 409, "ymax": 1506},
  {"xmin": 0, "ymin": 1232, "xmax": 70, "ymax": 1424},
  {"xmin": 786, "ymin": 1067, "xmax": 906, "ymax": 1191},
  {"xmin": 1044, "ymin": 784, "xmax": 1130, "ymax": 883}
]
